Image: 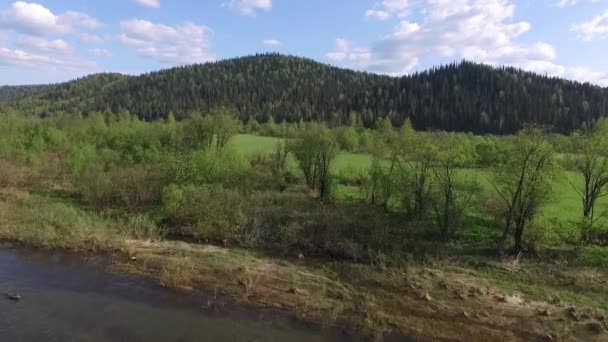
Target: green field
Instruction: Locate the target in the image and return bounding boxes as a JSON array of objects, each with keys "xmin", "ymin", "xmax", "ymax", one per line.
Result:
[
  {"xmin": 230, "ymin": 134, "xmax": 373, "ymax": 172},
  {"xmin": 230, "ymin": 134, "xmax": 607, "ymax": 235}
]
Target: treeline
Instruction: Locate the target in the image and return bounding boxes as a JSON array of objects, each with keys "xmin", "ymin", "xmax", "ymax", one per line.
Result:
[{"xmin": 6, "ymin": 54, "xmax": 608, "ymax": 134}]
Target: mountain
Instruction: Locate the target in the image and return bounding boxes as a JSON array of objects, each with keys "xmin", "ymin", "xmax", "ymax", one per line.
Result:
[
  {"xmin": 0, "ymin": 84, "xmax": 55, "ymax": 102},
  {"xmin": 6, "ymin": 73, "xmax": 130, "ymax": 116},
  {"xmin": 4, "ymin": 54, "xmax": 608, "ymax": 134}
]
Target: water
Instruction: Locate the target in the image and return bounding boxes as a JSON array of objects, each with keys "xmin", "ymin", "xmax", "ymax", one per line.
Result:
[{"xmin": 0, "ymin": 247, "xmax": 343, "ymax": 342}]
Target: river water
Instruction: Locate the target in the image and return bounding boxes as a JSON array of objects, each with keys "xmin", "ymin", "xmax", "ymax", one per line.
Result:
[{"xmin": 0, "ymin": 247, "xmax": 346, "ymax": 342}]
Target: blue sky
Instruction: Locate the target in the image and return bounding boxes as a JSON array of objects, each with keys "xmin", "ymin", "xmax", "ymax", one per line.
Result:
[{"xmin": 1, "ymin": 0, "xmax": 607, "ymax": 85}]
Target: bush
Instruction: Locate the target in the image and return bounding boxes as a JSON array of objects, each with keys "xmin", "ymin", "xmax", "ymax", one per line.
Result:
[
  {"xmin": 0, "ymin": 195, "xmax": 122, "ymax": 251},
  {"xmin": 336, "ymin": 127, "xmax": 359, "ymax": 151},
  {"xmin": 475, "ymin": 141, "xmax": 498, "ymax": 167},
  {"xmin": 172, "ymin": 148, "xmax": 250, "ymax": 187},
  {"xmin": 162, "ymin": 185, "xmax": 250, "ymax": 242},
  {"xmin": 117, "ymin": 214, "xmax": 165, "ymax": 241},
  {"xmin": 576, "ymin": 246, "xmax": 608, "ymax": 267},
  {"xmin": 245, "ymin": 190, "xmax": 406, "ymax": 260},
  {"xmin": 525, "ymin": 216, "xmax": 560, "ymax": 251},
  {"xmin": 478, "ymin": 191, "xmax": 507, "ymax": 223},
  {"xmin": 578, "ymin": 218, "xmax": 608, "ymax": 245},
  {"xmin": 0, "ymin": 158, "xmax": 35, "ymax": 188},
  {"xmin": 334, "ymin": 166, "xmax": 367, "ymax": 187},
  {"xmin": 74, "ymin": 163, "xmax": 168, "ymax": 211}
]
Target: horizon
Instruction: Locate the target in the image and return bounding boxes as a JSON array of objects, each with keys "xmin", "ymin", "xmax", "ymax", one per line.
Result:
[
  {"xmin": 1, "ymin": 1, "xmax": 608, "ymax": 86},
  {"xmin": 3, "ymin": 54, "xmax": 608, "ymax": 88}
]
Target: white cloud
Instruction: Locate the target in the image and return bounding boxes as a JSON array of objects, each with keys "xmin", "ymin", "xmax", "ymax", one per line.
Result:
[
  {"xmin": 223, "ymin": 0, "xmax": 272, "ymax": 16},
  {"xmin": 59, "ymin": 11, "xmax": 100, "ymax": 30},
  {"xmin": 262, "ymin": 39, "xmax": 281, "ymax": 46},
  {"xmin": 89, "ymin": 48, "xmax": 112, "ymax": 58},
  {"xmin": 350, "ymin": 0, "xmax": 534, "ymax": 75},
  {"xmin": 0, "ymin": 2, "xmax": 100, "ymax": 76},
  {"xmin": 572, "ymin": 10, "xmax": 608, "ymax": 41},
  {"xmin": 15, "ymin": 35, "xmax": 72, "ymax": 55},
  {"xmin": 79, "ymin": 33, "xmax": 105, "ymax": 44},
  {"xmin": 365, "ymin": 0, "xmax": 415, "ymax": 20},
  {"xmin": 119, "ymin": 19, "xmax": 215, "ymax": 65},
  {"xmin": 134, "ymin": 0, "xmax": 160, "ymax": 8},
  {"xmin": 0, "ymin": 47, "xmax": 96, "ymax": 71},
  {"xmin": 365, "ymin": 10, "xmax": 391, "ymax": 21},
  {"xmin": 335, "ymin": 0, "xmax": 608, "ymax": 85},
  {"xmin": 326, "ymin": 39, "xmax": 372, "ymax": 68},
  {"xmin": 326, "ymin": 38, "xmax": 350, "ymax": 62},
  {"xmin": 564, "ymin": 67, "xmax": 608, "ymax": 85},
  {"xmin": 554, "ymin": 0, "xmax": 600, "ymax": 7},
  {"xmin": 0, "ymin": 2, "xmax": 100, "ymax": 36}
]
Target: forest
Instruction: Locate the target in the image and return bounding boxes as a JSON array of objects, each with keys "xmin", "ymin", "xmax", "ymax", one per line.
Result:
[
  {"xmin": 2, "ymin": 54, "xmax": 608, "ymax": 134},
  {"xmin": 0, "ymin": 84, "xmax": 53, "ymax": 102},
  {"xmin": 1, "ymin": 105, "xmax": 607, "ymax": 340}
]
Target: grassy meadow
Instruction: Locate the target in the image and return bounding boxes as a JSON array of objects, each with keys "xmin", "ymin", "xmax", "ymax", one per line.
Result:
[{"xmin": 232, "ymin": 134, "xmax": 607, "ymax": 234}]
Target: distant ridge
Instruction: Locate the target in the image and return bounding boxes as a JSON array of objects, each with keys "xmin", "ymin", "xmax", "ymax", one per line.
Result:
[{"xmin": 3, "ymin": 53, "xmax": 607, "ymax": 134}]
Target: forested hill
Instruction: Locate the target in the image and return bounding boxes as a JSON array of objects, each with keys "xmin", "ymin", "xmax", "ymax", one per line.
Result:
[
  {"xmin": 0, "ymin": 84, "xmax": 54, "ymax": 102},
  {"xmin": 5, "ymin": 54, "xmax": 608, "ymax": 134}
]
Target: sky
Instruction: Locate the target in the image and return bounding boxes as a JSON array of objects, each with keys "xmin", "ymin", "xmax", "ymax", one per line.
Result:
[{"xmin": 0, "ymin": 0, "xmax": 607, "ymax": 86}]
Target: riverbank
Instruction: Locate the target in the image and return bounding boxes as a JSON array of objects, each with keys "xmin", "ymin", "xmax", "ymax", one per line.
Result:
[
  {"xmin": 1, "ymin": 188, "xmax": 607, "ymax": 341},
  {"xmin": 0, "ymin": 247, "xmax": 337, "ymax": 342}
]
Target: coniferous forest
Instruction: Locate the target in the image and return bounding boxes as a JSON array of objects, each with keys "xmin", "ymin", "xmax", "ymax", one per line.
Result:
[{"xmin": 2, "ymin": 54, "xmax": 608, "ymax": 134}]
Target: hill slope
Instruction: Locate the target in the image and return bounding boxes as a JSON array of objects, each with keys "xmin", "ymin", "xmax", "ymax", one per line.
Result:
[
  {"xmin": 5, "ymin": 54, "xmax": 608, "ymax": 134},
  {"xmin": 0, "ymin": 84, "xmax": 54, "ymax": 102}
]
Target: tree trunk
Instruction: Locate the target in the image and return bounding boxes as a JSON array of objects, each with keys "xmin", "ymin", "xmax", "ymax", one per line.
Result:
[
  {"xmin": 513, "ymin": 220, "xmax": 525, "ymax": 253},
  {"xmin": 497, "ymin": 216, "xmax": 512, "ymax": 257}
]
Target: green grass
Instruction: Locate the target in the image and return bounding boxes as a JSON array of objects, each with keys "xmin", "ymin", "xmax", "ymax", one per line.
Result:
[
  {"xmin": 229, "ymin": 134, "xmax": 284, "ymax": 156},
  {"xmin": 230, "ymin": 134, "xmax": 608, "ymax": 245},
  {"xmin": 0, "ymin": 191, "xmax": 124, "ymax": 251},
  {"xmin": 332, "ymin": 152, "xmax": 373, "ymax": 173}
]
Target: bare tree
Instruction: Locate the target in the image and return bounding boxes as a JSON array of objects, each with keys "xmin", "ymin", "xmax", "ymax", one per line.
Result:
[
  {"xmin": 490, "ymin": 127, "xmax": 557, "ymax": 255},
  {"xmin": 271, "ymin": 141, "xmax": 289, "ymax": 177},
  {"xmin": 212, "ymin": 109, "xmax": 241, "ymax": 151},
  {"xmin": 366, "ymin": 136, "xmax": 399, "ymax": 209},
  {"xmin": 290, "ymin": 124, "xmax": 338, "ymax": 201},
  {"xmin": 398, "ymin": 132, "xmax": 437, "ymax": 219},
  {"xmin": 569, "ymin": 119, "xmax": 608, "ymax": 242},
  {"xmin": 432, "ymin": 133, "xmax": 478, "ymax": 241}
]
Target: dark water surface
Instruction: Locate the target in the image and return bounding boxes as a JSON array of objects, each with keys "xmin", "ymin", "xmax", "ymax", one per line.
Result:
[{"xmin": 0, "ymin": 247, "xmax": 345, "ymax": 342}]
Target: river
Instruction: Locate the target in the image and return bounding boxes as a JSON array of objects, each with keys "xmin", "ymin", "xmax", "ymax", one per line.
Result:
[{"xmin": 0, "ymin": 247, "xmax": 348, "ymax": 341}]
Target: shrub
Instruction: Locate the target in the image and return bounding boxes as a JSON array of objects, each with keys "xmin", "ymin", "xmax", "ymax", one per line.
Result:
[
  {"xmin": 525, "ymin": 216, "xmax": 559, "ymax": 251},
  {"xmin": 162, "ymin": 185, "xmax": 250, "ymax": 242},
  {"xmin": 74, "ymin": 163, "xmax": 168, "ymax": 211},
  {"xmin": 245, "ymin": 190, "xmax": 406, "ymax": 260},
  {"xmin": 0, "ymin": 158, "xmax": 34, "ymax": 188},
  {"xmin": 475, "ymin": 141, "xmax": 498, "ymax": 167},
  {"xmin": 68, "ymin": 144, "xmax": 97, "ymax": 176},
  {"xmin": 118, "ymin": 214, "xmax": 165, "ymax": 241},
  {"xmin": 336, "ymin": 127, "xmax": 359, "ymax": 151},
  {"xmin": 0, "ymin": 195, "xmax": 122, "ymax": 251},
  {"xmin": 158, "ymin": 257, "xmax": 196, "ymax": 289},
  {"xmin": 576, "ymin": 246, "xmax": 608, "ymax": 267},
  {"xmin": 173, "ymin": 148, "xmax": 250, "ymax": 187}
]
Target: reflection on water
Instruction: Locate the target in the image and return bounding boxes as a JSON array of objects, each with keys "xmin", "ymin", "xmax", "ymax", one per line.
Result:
[{"xmin": 0, "ymin": 247, "xmax": 342, "ymax": 342}]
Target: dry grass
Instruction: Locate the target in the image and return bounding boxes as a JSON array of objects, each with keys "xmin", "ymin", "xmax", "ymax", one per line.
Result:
[
  {"xmin": 0, "ymin": 159, "xmax": 35, "ymax": 189},
  {"xmin": 0, "ymin": 189, "xmax": 124, "ymax": 252},
  {"xmin": 112, "ymin": 238, "xmax": 608, "ymax": 341}
]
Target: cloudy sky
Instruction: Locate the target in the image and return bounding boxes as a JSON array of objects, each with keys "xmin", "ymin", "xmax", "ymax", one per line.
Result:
[{"xmin": 0, "ymin": 0, "xmax": 607, "ymax": 85}]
